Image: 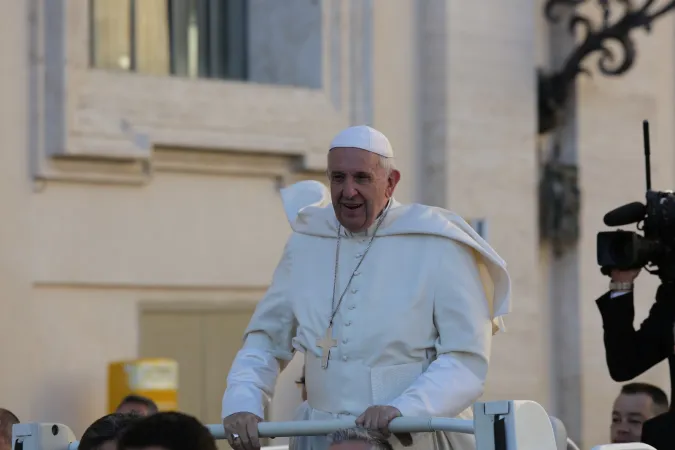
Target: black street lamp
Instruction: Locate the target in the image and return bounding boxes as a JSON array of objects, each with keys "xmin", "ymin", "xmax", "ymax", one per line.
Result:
[{"xmin": 538, "ymin": 0, "xmax": 675, "ymax": 134}]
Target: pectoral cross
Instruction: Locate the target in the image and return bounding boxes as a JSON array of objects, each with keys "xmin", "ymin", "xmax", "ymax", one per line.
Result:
[{"xmin": 316, "ymin": 325, "xmax": 338, "ymax": 369}]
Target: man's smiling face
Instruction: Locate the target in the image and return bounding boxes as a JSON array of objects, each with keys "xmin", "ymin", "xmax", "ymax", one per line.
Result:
[{"xmin": 327, "ymin": 147, "xmax": 399, "ymax": 233}]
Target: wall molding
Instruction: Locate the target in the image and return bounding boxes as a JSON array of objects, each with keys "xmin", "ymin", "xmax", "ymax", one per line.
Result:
[
  {"xmin": 140, "ymin": 299, "xmax": 262, "ymax": 313},
  {"xmin": 34, "ymin": 282, "xmax": 268, "ymax": 309},
  {"xmin": 34, "ymin": 145, "xmax": 326, "ymax": 190}
]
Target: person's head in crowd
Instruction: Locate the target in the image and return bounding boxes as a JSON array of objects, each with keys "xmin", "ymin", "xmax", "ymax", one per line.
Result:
[
  {"xmin": 611, "ymin": 382, "xmax": 669, "ymax": 444},
  {"xmin": 117, "ymin": 411, "xmax": 217, "ymax": 450},
  {"xmin": 116, "ymin": 395, "xmax": 158, "ymax": 416},
  {"xmin": 0, "ymin": 409, "xmax": 19, "ymax": 450},
  {"xmin": 328, "ymin": 428, "xmax": 393, "ymax": 450},
  {"xmin": 79, "ymin": 413, "xmax": 142, "ymax": 450}
]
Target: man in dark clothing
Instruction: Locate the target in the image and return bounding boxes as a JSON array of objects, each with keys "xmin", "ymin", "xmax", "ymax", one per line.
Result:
[
  {"xmin": 597, "ymin": 268, "xmax": 675, "ymax": 449},
  {"xmin": 610, "ymin": 383, "xmax": 668, "ymax": 444}
]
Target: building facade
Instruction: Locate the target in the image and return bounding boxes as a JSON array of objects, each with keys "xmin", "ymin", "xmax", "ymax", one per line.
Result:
[{"xmin": 0, "ymin": 0, "xmax": 672, "ymax": 447}]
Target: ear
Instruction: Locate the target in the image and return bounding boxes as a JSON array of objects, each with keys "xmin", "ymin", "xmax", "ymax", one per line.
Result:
[{"xmin": 386, "ymin": 170, "xmax": 401, "ymax": 197}]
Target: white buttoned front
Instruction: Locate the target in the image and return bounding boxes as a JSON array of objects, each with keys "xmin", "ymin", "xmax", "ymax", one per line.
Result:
[{"xmin": 316, "ymin": 231, "xmax": 371, "ymax": 363}]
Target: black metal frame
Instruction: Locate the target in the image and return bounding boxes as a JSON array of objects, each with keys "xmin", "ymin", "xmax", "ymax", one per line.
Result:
[{"xmin": 538, "ymin": 0, "xmax": 675, "ymax": 134}]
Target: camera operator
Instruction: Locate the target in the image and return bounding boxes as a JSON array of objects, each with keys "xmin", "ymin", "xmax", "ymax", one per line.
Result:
[{"xmin": 597, "ymin": 268, "xmax": 675, "ymax": 449}]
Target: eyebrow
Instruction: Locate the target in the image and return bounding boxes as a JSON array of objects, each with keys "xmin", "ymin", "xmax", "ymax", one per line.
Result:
[
  {"xmin": 330, "ymin": 170, "xmax": 374, "ymax": 175},
  {"xmin": 612, "ymin": 411, "xmax": 645, "ymax": 419}
]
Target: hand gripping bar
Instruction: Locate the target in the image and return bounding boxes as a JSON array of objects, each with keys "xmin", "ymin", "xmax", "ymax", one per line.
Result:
[{"xmin": 208, "ymin": 417, "xmax": 473, "ymax": 439}]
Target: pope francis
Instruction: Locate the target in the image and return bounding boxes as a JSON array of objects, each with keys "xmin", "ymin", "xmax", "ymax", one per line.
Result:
[{"xmin": 221, "ymin": 125, "xmax": 512, "ymax": 450}]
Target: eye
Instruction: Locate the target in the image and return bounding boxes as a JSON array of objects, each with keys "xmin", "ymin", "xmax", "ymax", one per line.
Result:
[
  {"xmin": 330, "ymin": 173, "xmax": 345, "ymax": 182},
  {"xmin": 354, "ymin": 174, "xmax": 372, "ymax": 184}
]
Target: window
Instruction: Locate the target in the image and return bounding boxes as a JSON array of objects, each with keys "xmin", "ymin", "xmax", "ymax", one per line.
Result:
[{"xmin": 89, "ymin": 0, "xmax": 247, "ymax": 80}]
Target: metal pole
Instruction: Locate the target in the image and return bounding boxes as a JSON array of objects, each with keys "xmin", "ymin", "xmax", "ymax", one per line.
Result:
[
  {"xmin": 67, "ymin": 417, "xmax": 473, "ymax": 449},
  {"xmin": 209, "ymin": 417, "xmax": 474, "ymax": 439}
]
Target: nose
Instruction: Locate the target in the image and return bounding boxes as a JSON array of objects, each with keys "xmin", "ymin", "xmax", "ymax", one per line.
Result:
[
  {"xmin": 616, "ymin": 421, "xmax": 631, "ymax": 433},
  {"xmin": 342, "ymin": 178, "xmax": 358, "ymax": 198}
]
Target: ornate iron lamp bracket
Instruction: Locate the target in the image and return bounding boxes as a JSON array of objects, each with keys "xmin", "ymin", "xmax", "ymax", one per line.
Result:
[{"xmin": 538, "ymin": 0, "xmax": 675, "ymax": 134}]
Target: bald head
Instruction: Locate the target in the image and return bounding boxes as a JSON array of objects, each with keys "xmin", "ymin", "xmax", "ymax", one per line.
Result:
[{"xmin": 0, "ymin": 409, "xmax": 19, "ymax": 450}]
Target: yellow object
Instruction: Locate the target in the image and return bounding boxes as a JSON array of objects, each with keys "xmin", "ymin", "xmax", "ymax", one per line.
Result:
[{"xmin": 108, "ymin": 358, "xmax": 179, "ymax": 413}]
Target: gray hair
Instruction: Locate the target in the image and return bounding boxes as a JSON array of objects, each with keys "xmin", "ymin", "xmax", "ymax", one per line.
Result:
[
  {"xmin": 328, "ymin": 428, "xmax": 393, "ymax": 450},
  {"xmin": 377, "ymin": 155, "xmax": 396, "ymax": 175}
]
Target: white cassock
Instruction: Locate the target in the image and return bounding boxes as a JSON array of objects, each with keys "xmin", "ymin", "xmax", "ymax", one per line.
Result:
[{"xmin": 222, "ymin": 180, "xmax": 511, "ymax": 450}]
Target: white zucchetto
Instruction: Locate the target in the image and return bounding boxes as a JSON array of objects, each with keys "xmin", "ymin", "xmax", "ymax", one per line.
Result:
[{"xmin": 329, "ymin": 125, "xmax": 394, "ymax": 158}]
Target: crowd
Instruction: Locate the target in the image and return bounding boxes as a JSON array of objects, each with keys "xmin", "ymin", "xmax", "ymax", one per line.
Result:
[
  {"xmin": 0, "ymin": 379, "xmax": 668, "ymax": 450},
  {"xmin": 0, "ymin": 390, "xmax": 393, "ymax": 450}
]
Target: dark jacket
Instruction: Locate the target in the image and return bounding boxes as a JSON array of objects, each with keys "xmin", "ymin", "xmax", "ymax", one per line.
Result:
[
  {"xmin": 596, "ymin": 283, "xmax": 675, "ymax": 404},
  {"xmin": 596, "ymin": 283, "xmax": 675, "ymax": 449},
  {"xmin": 641, "ymin": 412, "xmax": 675, "ymax": 450}
]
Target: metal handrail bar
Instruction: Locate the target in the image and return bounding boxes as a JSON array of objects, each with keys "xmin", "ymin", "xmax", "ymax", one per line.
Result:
[
  {"xmin": 67, "ymin": 417, "xmax": 473, "ymax": 449},
  {"xmin": 567, "ymin": 438, "xmax": 581, "ymax": 450},
  {"xmin": 207, "ymin": 417, "xmax": 474, "ymax": 439}
]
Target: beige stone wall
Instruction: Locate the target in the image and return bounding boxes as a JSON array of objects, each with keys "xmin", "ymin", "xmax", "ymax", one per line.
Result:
[
  {"xmin": 3, "ymin": 0, "xmax": 675, "ymax": 447},
  {"xmin": 445, "ymin": 0, "xmax": 545, "ymax": 407},
  {"xmin": 0, "ymin": 0, "xmax": 38, "ymax": 424}
]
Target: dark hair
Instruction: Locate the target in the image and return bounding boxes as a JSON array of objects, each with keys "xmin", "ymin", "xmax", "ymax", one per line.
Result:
[
  {"xmin": 0, "ymin": 409, "xmax": 19, "ymax": 445},
  {"xmin": 79, "ymin": 413, "xmax": 142, "ymax": 450},
  {"xmin": 117, "ymin": 411, "xmax": 216, "ymax": 450},
  {"xmin": 621, "ymin": 382, "xmax": 669, "ymax": 413},
  {"xmin": 118, "ymin": 395, "xmax": 159, "ymax": 414}
]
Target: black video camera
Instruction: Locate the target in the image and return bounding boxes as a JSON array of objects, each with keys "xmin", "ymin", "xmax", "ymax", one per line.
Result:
[{"xmin": 597, "ymin": 121, "xmax": 675, "ymax": 279}]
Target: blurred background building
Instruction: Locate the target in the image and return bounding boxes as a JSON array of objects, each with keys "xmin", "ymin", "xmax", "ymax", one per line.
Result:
[{"xmin": 0, "ymin": 0, "xmax": 674, "ymax": 448}]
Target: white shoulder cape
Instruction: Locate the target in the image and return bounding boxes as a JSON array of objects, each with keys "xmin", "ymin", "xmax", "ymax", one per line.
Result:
[{"xmin": 279, "ymin": 181, "xmax": 511, "ymax": 334}]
